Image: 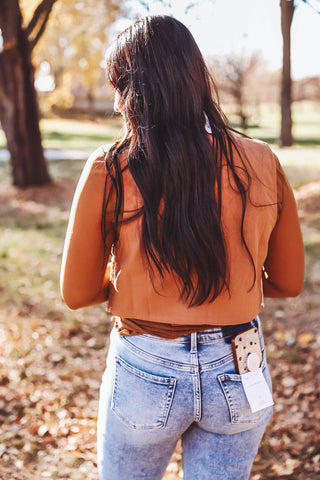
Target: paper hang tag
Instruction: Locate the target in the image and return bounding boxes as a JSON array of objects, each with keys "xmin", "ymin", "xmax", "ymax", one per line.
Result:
[{"xmin": 241, "ymin": 368, "xmax": 274, "ymax": 413}]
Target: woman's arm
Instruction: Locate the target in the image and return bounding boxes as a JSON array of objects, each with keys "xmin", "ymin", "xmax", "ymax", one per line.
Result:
[
  {"xmin": 263, "ymin": 162, "xmax": 304, "ymax": 297},
  {"xmin": 60, "ymin": 148, "xmax": 114, "ymax": 309}
]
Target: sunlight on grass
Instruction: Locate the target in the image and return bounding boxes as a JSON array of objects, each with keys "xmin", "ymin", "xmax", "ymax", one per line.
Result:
[
  {"xmin": 0, "ymin": 115, "xmax": 124, "ymax": 150},
  {"xmin": 0, "ymin": 227, "xmax": 63, "ymax": 310},
  {"xmin": 49, "ymin": 159, "xmax": 86, "ymax": 182},
  {"xmin": 40, "ymin": 116, "xmax": 124, "ymax": 150},
  {"xmin": 273, "ymin": 148, "xmax": 320, "ymax": 188},
  {"xmin": 0, "ymin": 102, "xmax": 319, "ymax": 150},
  {"xmin": 228, "ymin": 101, "xmax": 320, "ymax": 147}
]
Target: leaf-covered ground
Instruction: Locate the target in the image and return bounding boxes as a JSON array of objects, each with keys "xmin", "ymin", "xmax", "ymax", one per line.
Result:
[{"xmin": 0, "ymin": 178, "xmax": 319, "ymax": 479}]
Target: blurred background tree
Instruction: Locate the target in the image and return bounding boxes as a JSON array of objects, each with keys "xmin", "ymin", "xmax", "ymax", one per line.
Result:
[
  {"xmin": 0, "ymin": 0, "xmax": 124, "ymax": 188},
  {"xmin": 280, "ymin": 0, "xmax": 295, "ymax": 147},
  {"xmin": 0, "ymin": 0, "xmax": 56, "ymax": 187},
  {"xmin": 34, "ymin": 0, "xmax": 125, "ymax": 119},
  {"xmin": 211, "ymin": 53, "xmax": 262, "ymax": 130},
  {"xmin": 280, "ymin": 0, "xmax": 320, "ymax": 147}
]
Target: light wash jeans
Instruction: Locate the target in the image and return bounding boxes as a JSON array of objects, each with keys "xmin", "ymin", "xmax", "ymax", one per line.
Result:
[{"xmin": 97, "ymin": 318, "xmax": 273, "ymax": 480}]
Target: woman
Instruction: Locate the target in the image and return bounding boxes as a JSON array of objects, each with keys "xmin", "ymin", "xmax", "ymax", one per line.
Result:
[{"xmin": 60, "ymin": 15, "xmax": 304, "ymax": 480}]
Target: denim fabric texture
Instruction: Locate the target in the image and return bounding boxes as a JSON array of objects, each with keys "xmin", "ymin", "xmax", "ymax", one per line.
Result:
[{"xmin": 97, "ymin": 317, "xmax": 273, "ymax": 480}]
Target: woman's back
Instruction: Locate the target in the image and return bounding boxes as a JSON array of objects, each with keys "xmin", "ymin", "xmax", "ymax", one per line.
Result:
[
  {"xmin": 77, "ymin": 133, "xmax": 301, "ymax": 336},
  {"xmin": 60, "ymin": 15, "xmax": 304, "ymax": 480}
]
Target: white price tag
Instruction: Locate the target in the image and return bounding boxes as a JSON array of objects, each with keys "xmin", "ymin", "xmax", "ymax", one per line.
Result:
[{"xmin": 241, "ymin": 368, "xmax": 274, "ymax": 413}]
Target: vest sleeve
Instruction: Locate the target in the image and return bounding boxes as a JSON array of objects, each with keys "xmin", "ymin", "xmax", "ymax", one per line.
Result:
[
  {"xmin": 60, "ymin": 147, "xmax": 114, "ymax": 309},
  {"xmin": 262, "ymin": 156, "xmax": 304, "ymax": 297}
]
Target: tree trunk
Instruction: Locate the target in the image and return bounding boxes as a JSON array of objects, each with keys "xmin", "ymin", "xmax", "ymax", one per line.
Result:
[
  {"xmin": 87, "ymin": 89, "xmax": 97, "ymax": 121},
  {"xmin": 280, "ymin": 0, "xmax": 295, "ymax": 147},
  {"xmin": 0, "ymin": 1, "xmax": 51, "ymax": 187},
  {"xmin": 234, "ymin": 88, "xmax": 248, "ymax": 130}
]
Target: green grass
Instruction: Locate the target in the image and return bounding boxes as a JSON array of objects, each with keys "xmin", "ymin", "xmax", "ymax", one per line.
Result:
[
  {"xmin": 40, "ymin": 115, "xmax": 123, "ymax": 149},
  {"xmin": 229, "ymin": 101, "xmax": 320, "ymax": 147},
  {"xmin": 0, "ymin": 102, "xmax": 319, "ymax": 189},
  {"xmin": 0, "ymin": 227, "xmax": 62, "ymax": 308},
  {"xmin": 0, "ymin": 101, "xmax": 319, "ymax": 150},
  {"xmin": 0, "ymin": 108, "xmax": 319, "ymax": 190},
  {"xmin": 0, "ymin": 114, "xmax": 124, "ymax": 151},
  {"xmin": 271, "ymin": 148, "xmax": 320, "ymax": 188},
  {"xmin": 49, "ymin": 159, "xmax": 87, "ymax": 182}
]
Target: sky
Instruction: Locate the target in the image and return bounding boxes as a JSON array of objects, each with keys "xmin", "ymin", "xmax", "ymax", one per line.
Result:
[{"xmin": 123, "ymin": 0, "xmax": 320, "ymax": 80}]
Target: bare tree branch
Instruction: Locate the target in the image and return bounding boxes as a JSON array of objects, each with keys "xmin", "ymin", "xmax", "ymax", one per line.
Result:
[
  {"xmin": 25, "ymin": 0, "xmax": 57, "ymax": 50},
  {"xmin": 30, "ymin": 5, "xmax": 55, "ymax": 49},
  {"xmin": 185, "ymin": 1, "xmax": 197, "ymax": 15},
  {"xmin": 133, "ymin": 0, "xmax": 176, "ymax": 14},
  {"xmin": 302, "ymin": 0, "xmax": 320, "ymax": 14},
  {"xmin": 135, "ymin": 0, "xmax": 150, "ymax": 13}
]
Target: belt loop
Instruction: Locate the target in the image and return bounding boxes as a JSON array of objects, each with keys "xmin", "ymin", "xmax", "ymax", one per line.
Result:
[
  {"xmin": 190, "ymin": 332, "xmax": 197, "ymax": 353},
  {"xmin": 251, "ymin": 317, "xmax": 259, "ymax": 329}
]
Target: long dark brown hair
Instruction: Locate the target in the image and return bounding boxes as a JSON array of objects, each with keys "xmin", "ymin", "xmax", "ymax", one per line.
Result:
[{"xmin": 102, "ymin": 15, "xmax": 255, "ymax": 307}]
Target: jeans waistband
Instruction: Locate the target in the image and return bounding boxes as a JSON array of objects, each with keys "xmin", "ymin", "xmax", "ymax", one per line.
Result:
[
  {"xmin": 192, "ymin": 318, "xmax": 258, "ymax": 345},
  {"xmin": 140, "ymin": 318, "xmax": 259, "ymax": 346}
]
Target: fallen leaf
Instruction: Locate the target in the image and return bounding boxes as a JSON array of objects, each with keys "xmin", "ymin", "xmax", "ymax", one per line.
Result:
[
  {"xmin": 297, "ymin": 332, "xmax": 314, "ymax": 345},
  {"xmin": 272, "ymin": 458, "xmax": 300, "ymax": 475}
]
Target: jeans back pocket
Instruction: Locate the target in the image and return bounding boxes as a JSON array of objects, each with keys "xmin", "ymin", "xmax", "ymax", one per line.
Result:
[
  {"xmin": 218, "ymin": 363, "xmax": 273, "ymax": 427},
  {"xmin": 112, "ymin": 356, "xmax": 177, "ymax": 430}
]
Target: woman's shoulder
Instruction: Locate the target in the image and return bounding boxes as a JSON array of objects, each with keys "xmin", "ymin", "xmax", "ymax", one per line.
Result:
[
  {"xmin": 90, "ymin": 144, "xmax": 129, "ymax": 169},
  {"xmin": 81, "ymin": 145, "xmax": 114, "ymax": 179},
  {"xmin": 87, "ymin": 145, "xmax": 110, "ymax": 166},
  {"xmin": 231, "ymin": 133, "xmax": 274, "ymax": 159},
  {"xmin": 230, "ymin": 133, "xmax": 279, "ymax": 173}
]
